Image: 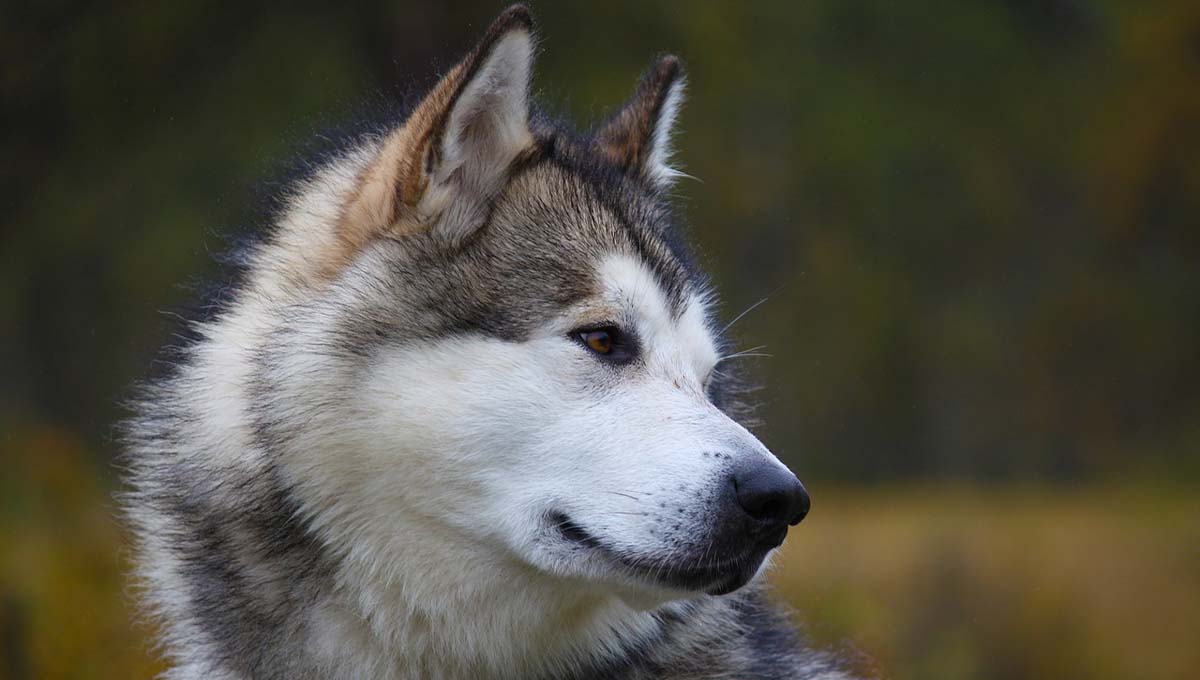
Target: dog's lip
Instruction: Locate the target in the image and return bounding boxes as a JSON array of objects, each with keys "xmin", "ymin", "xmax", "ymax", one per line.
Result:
[
  {"xmin": 757, "ymin": 524, "xmax": 789, "ymax": 550},
  {"xmin": 548, "ymin": 510, "xmax": 769, "ymax": 594}
]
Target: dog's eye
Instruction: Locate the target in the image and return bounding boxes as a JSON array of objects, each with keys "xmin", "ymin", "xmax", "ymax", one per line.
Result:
[
  {"xmin": 581, "ymin": 329, "xmax": 614, "ymax": 355},
  {"xmin": 573, "ymin": 325, "xmax": 636, "ymax": 363}
]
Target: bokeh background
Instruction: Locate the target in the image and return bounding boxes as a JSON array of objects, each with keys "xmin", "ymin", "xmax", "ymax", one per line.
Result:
[{"xmin": 3, "ymin": 2, "xmax": 1199, "ymax": 678}]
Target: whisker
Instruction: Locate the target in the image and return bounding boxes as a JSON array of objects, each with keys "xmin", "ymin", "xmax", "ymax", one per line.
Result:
[
  {"xmin": 722, "ymin": 344, "xmax": 767, "ymax": 357},
  {"xmin": 721, "ymin": 296, "xmax": 770, "ymax": 335},
  {"xmin": 719, "ymin": 352, "xmax": 773, "ymax": 361},
  {"xmin": 717, "ymin": 344, "xmax": 773, "ymax": 364},
  {"xmin": 602, "ymin": 491, "xmax": 643, "ymax": 502}
]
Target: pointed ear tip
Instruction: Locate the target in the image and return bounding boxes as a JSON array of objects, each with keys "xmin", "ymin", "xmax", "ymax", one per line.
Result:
[
  {"xmin": 474, "ymin": 4, "xmax": 535, "ymax": 60},
  {"xmin": 656, "ymin": 54, "xmax": 685, "ymax": 81},
  {"xmin": 492, "ymin": 4, "xmax": 535, "ymax": 34},
  {"xmin": 469, "ymin": 5, "xmax": 535, "ymax": 69}
]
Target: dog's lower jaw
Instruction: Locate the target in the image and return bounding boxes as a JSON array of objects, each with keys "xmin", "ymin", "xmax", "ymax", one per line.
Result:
[{"xmin": 312, "ymin": 517, "xmax": 671, "ymax": 680}]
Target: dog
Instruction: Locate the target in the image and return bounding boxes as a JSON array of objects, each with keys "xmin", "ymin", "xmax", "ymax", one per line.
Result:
[{"xmin": 122, "ymin": 6, "xmax": 856, "ymax": 679}]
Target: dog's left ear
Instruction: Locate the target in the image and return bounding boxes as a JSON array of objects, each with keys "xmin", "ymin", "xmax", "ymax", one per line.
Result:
[
  {"xmin": 414, "ymin": 7, "xmax": 536, "ymax": 242},
  {"xmin": 596, "ymin": 55, "xmax": 686, "ymax": 189}
]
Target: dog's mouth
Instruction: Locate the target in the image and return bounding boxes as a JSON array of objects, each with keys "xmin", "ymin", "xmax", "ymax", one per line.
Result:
[{"xmin": 548, "ymin": 511, "xmax": 771, "ymax": 596}]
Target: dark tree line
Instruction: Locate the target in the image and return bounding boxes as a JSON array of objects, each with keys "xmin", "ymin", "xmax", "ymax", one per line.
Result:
[{"xmin": 3, "ymin": 1, "xmax": 1198, "ymax": 483}]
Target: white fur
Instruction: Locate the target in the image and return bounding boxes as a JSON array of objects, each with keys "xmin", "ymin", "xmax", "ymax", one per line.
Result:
[{"xmin": 646, "ymin": 76, "xmax": 688, "ymax": 186}]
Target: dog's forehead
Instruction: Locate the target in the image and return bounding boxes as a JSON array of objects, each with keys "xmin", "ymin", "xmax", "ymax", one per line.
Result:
[{"xmin": 485, "ymin": 159, "xmax": 695, "ymax": 318}]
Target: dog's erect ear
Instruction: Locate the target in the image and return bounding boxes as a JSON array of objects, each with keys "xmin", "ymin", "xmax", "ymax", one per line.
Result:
[
  {"xmin": 596, "ymin": 55, "xmax": 686, "ymax": 188},
  {"xmin": 335, "ymin": 5, "xmax": 535, "ymax": 262}
]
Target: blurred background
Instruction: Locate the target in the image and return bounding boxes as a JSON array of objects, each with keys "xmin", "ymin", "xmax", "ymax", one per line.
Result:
[{"xmin": 3, "ymin": 1, "xmax": 1198, "ymax": 678}]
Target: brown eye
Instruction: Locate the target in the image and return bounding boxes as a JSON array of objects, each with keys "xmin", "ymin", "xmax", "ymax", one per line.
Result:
[
  {"xmin": 572, "ymin": 325, "xmax": 636, "ymax": 364},
  {"xmin": 581, "ymin": 329, "xmax": 614, "ymax": 355}
]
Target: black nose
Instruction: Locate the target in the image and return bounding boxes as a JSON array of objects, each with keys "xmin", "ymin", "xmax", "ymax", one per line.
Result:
[{"xmin": 732, "ymin": 462, "xmax": 810, "ymax": 528}]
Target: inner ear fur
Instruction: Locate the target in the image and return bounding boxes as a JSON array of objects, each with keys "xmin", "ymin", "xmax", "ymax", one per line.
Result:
[{"xmin": 331, "ymin": 4, "xmax": 535, "ymax": 273}]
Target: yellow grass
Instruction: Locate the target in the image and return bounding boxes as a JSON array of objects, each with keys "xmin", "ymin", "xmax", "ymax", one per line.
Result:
[
  {"xmin": 3, "ymin": 431, "xmax": 1196, "ymax": 678},
  {"xmin": 770, "ymin": 486, "xmax": 1200, "ymax": 680}
]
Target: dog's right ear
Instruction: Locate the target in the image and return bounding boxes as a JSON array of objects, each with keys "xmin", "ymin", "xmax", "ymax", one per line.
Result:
[
  {"xmin": 331, "ymin": 5, "xmax": 535, "ymax": 272},
  {"xmin": 596, "ymin": 55, "xmax": 686, "ymax": 190}
]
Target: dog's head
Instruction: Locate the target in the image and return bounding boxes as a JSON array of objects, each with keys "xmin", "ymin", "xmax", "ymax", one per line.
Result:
[{"xmin": 265, "ymin": 5, "xmax": 808, "ymax": 600}]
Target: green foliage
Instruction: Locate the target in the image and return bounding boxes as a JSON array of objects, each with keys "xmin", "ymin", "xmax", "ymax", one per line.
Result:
[{"xmin": 4, "ymin": 1, "xmax": 1198, "ymax": 481}]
